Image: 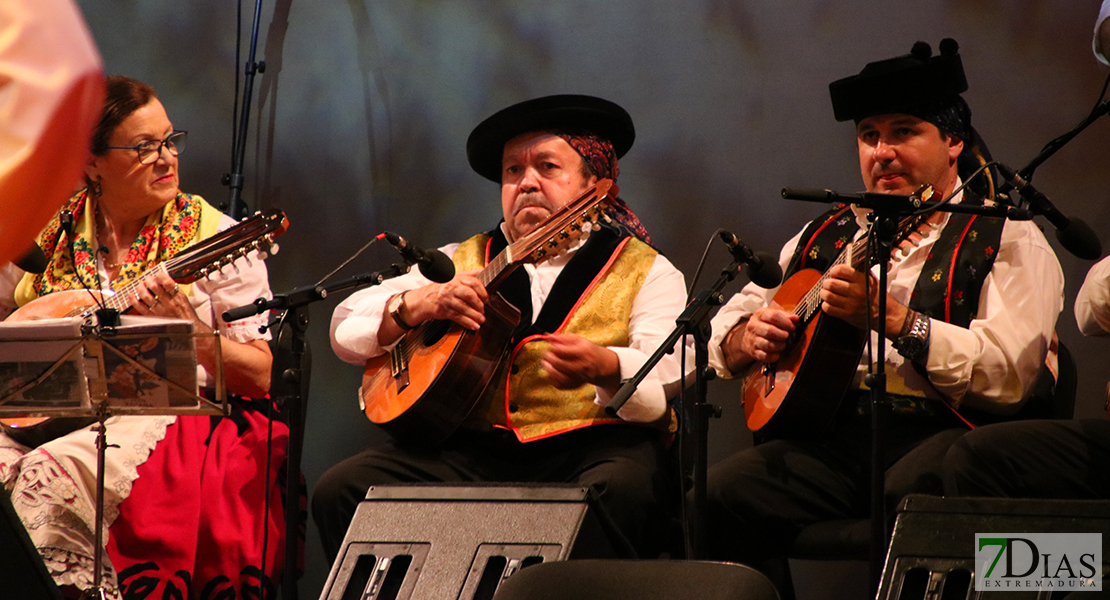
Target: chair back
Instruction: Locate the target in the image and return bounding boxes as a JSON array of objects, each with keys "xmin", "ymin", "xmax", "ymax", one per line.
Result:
[{"xmin": 490, "ymin": 559, "xmax": 780, "ymax": 600}]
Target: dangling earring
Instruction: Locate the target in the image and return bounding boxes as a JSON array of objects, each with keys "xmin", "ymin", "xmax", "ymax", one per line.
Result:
[{"xmin": 90, "ymin": 176, "xmax": 102, "ymax": 198}]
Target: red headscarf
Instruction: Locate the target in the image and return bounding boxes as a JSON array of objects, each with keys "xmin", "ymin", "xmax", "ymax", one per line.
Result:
[{"xmin": 556, "ymin": 133, "xmax": 653, "ymax": 246}]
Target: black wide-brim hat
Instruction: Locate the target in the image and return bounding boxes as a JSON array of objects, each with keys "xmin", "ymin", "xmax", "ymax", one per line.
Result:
[
  {"xmin": 466, "ymin": 94, "xmax": 635, "ymax": 183},
  {"xmin": 829, "ymin": 39, "xmax": 968, "ymax": 122}
]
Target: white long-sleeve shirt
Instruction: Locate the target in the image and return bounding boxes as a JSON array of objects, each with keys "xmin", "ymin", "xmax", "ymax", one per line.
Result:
[
  {"xmin": 1075, "ymin": 254, "xmax": 1110, "ymax": 336},
  {"xmin": 1095, "ymin": 0, "xmax": 1110, "ymax": 65}
]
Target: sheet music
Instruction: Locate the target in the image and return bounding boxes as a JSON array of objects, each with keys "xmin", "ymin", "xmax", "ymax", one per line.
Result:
[
  {"xmin": 0, "ymin": 317, "xmax": 88, "ymax": 409},
  {"xmin": 0, "ymin": 315, "xmax": 201, "ymax": 413}
]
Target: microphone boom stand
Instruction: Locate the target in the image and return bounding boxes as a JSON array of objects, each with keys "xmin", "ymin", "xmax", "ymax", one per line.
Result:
[
  {"xmin": 223, "ymin": 262, "xmax": 411, "ymax": 600},
  {"xmin": 1019, "ymin": 99, "xmax": 1110, "ymax": 180},
  {"xmin": 604, "ymin": 259, "xmax": 741, "ymax": 559},
  {"xmin": 222, "ymin": 0, "xmax": 267, "ymax": 220}
]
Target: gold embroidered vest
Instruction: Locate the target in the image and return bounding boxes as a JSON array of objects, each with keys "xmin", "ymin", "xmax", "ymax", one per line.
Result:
[{"xmin": 452, "ymin": 229, "xmax": 671, "ymax": 441}]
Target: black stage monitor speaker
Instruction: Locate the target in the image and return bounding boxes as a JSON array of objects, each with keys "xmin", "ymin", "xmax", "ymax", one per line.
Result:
[
  {"xmin": 319, "ymin": 484, "xmax": 622, "ymax": 600},
  {"xmin": 877, "ymin": 494, "xmax": 1110, "ymax": 600},
  {"xmin": 1, "ymin": 492, "xmax": 64, "ymax": 600}
]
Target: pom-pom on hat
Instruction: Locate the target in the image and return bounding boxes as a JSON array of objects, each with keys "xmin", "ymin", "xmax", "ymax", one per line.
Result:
[
  {"xmin": 829, "ymin": 38, "xmax": 968, "ymax": 123},
  {"xmin": 466, "ymin": 94, "xmax": 635, "ymax": 183}
]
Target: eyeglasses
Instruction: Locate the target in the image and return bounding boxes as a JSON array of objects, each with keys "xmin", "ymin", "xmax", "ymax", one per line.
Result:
[{"xmin": 107, "ymin": 131, "xmax": 187, "ymax": 165}]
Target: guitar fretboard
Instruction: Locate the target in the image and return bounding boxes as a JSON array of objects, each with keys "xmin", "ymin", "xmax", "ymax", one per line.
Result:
[
  {"xmin": 791, "ymin": 211, "xmax": 930, "ymax": 325},
  {"xmin": 104, "ymin": 263, "xmax": 172, "ymax": 312},
  {"xmin": 477, "ymin": 251, "xmax": 510, "ymax": 289}
]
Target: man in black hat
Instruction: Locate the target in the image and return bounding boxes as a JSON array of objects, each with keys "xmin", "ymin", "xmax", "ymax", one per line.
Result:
[
  {"xmin": 313, "ymin": 95, "xmax": 688, "ymax": 562},
  {"xmin": 701, "ymin": 40, "xmax": 1064, "ymax": 587}
]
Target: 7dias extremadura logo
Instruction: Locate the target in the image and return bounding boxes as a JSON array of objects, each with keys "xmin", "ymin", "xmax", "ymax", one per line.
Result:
[{"xmin": 975, "ymin": 533, "xmax": 1102, "ymax": 591}]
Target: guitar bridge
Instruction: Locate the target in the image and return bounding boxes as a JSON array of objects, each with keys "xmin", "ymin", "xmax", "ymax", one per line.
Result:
[
  {"xmin": 761, "ymin": 363, "xmax": 776, "ymax": 396},
  {"xmin": 389, "ymin": 346, "xmax": 410, "ymax": 393}
]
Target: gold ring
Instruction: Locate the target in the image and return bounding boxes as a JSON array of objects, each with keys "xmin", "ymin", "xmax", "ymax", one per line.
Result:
[{"xmin": 167, "ymin": 284, "xmax": 180, "ymax": 297}]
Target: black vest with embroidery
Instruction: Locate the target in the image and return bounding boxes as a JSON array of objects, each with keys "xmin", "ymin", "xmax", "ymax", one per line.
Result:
[{"xmin": 785, "ymin": 198, "xmax": 1006, "ymax": 328}]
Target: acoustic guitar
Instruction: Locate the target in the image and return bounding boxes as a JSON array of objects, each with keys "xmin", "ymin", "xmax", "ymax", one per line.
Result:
[
  {"xmin": 0, "ymin": 208, "xmax": 289, "ymax": 444},
  {"xmin": 361, "ymin": 179, "xmax": 617, "ymax": 446},
  {"xmin": 740, "ymin": 188, "xmax": 935, "ymax": 439}
]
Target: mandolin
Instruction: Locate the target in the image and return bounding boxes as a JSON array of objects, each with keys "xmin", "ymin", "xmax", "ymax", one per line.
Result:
[
  {"xmin": 360, "ymin": 179, "xmax": 617, "ymax": 446},
  {"xmin": 0, "ymin": 208, "xmax": 289, "ymax": 443},
  {"xmin": 740, "ymin": 187, "xmax": 936, "ymax": 439}
]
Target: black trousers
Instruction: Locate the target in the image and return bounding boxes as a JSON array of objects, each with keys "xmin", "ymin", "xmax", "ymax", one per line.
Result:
[
  {"xmin": 943, "ymin": 418, "xmax": 1110, "ymax": 499},
  {"xmin": 702, "ymin": 405, "xmax": 967, "ymax": 566},
  {"xmin": 311, "ymin": 424, "xmax": 670, "ymax": 564}
]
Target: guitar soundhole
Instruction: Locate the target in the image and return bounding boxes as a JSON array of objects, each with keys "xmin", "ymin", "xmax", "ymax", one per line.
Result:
[
  {"xmin": 421, "ymin": 320, "xmax": 451, "ymax": 346},
  {"xmin": 783, "ymin": 329, "xmax": 801, "ymax": 354}
]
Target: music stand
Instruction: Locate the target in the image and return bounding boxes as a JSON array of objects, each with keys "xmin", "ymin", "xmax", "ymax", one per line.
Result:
[{"xmin": 0, "ymin": 315, "xmax": 224, "ymax": 600}]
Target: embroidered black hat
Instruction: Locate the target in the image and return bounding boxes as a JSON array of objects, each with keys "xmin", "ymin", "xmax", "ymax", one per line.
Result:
[
  {"xmin": 829, "ymin": 38, "xmax": 968, "ymax": 125},
  {"xmin": 466, "ymin": 94, "xmax": 635, "ymax": 183}
]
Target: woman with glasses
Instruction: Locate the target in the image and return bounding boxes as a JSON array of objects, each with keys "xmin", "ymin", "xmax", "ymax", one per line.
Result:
[{"xmin": 0, "ymin": 75, "xmax": 287, "ymax": 600}]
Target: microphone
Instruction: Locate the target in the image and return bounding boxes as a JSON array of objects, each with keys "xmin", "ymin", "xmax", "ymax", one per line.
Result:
[
  {"xmin": 781, "ymin": 187, "xmax": 923, "ymax": 210},
  {"xmin": 14, "ymin": 243, "xmax": 47, "ymax": 274},
  {"xmin": 60, "ymin": 210, "xmax": 115, "ymax": 325},
  {"xmin": 60, "ymin": 209, "xmax": 75, "ymax": 239},
  {"xmin": 996, "ymin": 164, "xmax": 1102, "ymax": 260},
  {"xmin": 719, "ymin": 230, "xmax": 783, "ymax": 289},
  {"xmin": 382, "ymin": 231, "xmax": 456, "ymax": 283}
]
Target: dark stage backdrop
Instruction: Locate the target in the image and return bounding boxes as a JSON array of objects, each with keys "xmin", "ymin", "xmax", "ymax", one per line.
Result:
[{"xmin": 75, "ymin": 1, "xmax": 1110, "ymax": 596}]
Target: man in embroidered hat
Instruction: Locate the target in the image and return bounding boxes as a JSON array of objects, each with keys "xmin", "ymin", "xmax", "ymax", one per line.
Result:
[
  {"xmin": 315, "ymin": 95, "xmax": 689, "ymax": 561},
  {"xmin": 701, "ymin": 40, "xmax": 1064, "ymax": 591}
]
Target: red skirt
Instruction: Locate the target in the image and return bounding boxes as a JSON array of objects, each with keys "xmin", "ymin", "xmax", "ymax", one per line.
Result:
[{"xmin": 106, "ymin": 405, "xmax": 290, "ymax": 599}]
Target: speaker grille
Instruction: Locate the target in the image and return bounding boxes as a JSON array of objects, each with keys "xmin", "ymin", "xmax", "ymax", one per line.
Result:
[{"xmin": 320, "ymin": 485, "xmax": 615, "ymax": 600}]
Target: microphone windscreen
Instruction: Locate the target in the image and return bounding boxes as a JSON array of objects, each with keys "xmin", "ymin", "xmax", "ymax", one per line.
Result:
[
  {"xmin": 419, "ymin": 249, "xmax": 456, "ymax": 283},
  {"xmin": 781, "ymin": 187, "xmax": 835, "ymax": 203},
  {"xmin": 749, "ymin": 251, "xmax": 784, "ymax": 289},
  {"xmin": 14, "ymin": 243, "xmax": 47, "ymax": 274},
  {"xmin": 1057, "ymin": 219, "xmax": 1103, "ymax": 261}
]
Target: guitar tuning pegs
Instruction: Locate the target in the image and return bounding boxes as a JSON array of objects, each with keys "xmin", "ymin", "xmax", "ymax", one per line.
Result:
[{"xmin": 218, "ymin": 254, "xmax": 241, "ymax": 275}]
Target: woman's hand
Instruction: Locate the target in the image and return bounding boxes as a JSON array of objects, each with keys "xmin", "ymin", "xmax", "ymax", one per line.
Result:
[{"xmin": 128, "ymin": 270, "xmax": 200, "ymax": 322}]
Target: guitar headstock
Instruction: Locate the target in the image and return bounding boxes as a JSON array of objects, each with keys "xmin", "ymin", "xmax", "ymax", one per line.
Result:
[
  {"xmin": 846, "ymin": 184, "xmax": 939, "ymax": 271},
  {"xmin": 168, "ymin": 208, "xmax": 289, "ymax": 283},
  {"xmin": 508, "ymin": 179, "xmax": 616, "ymax": 265},
  {"xmin": 891, "ymin": 183, "xmax": 937, "ymax": 244}
]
